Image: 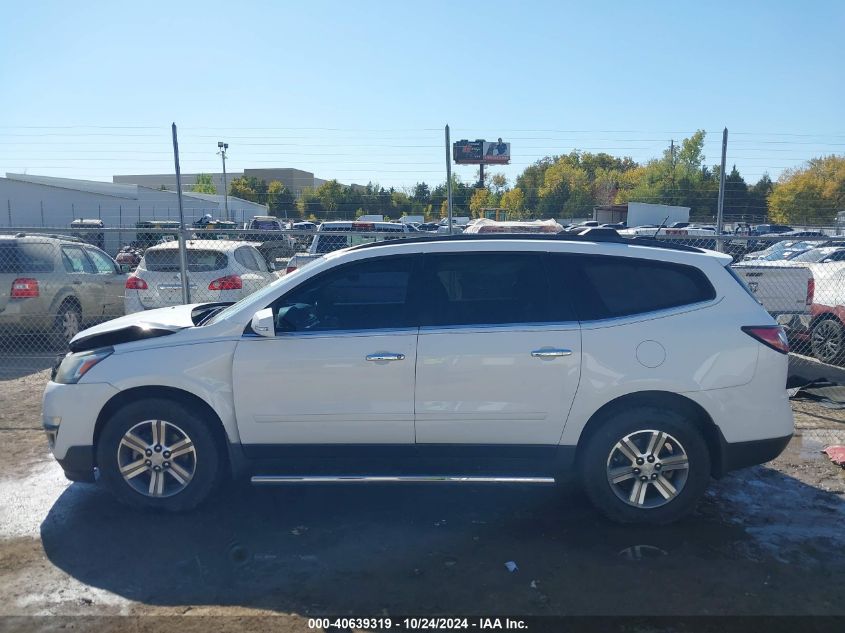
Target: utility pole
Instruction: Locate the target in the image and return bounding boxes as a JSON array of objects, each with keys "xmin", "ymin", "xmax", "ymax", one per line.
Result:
[
  {"xmin": 172, "ymin": 123, "xmax": 191, "ymax": 304},
  {"xmin": 716, "ymin": 127, "xmax": 729, "ymax": 252},
  {"xmin": 218, "ymin": 141, "xmax": 230, "ymax": 222},
  {"xmin": 669, "ymin": 139, "xmax": 675, "ymax": 200},
  {"xmin": 445, "ymin": 124, "xmax": 453, "ymax": 234}
]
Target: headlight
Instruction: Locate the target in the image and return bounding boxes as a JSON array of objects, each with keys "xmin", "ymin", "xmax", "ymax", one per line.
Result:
[{"xmin": 54, "ymin": 348, "xmax": 113, "ymax": 384}]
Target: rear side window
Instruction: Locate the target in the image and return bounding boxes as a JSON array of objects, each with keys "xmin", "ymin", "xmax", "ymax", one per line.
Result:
[
  {"xmin": 144, "ymin": 249, "xmax": 228, "ymax": 272},
  {"xmin": 0, "ymin": 243, "xmax": 54, "ymax": 273},
  {"xmin": 62, "ymin": 245, "xmax": 95, "ymax": 273},
  {"xmin": 419, "ymin": 252, "xmax": 561, "ymax": 326},
  {"xmin": 550, "ymin": 254, "xmax": 716, "ymax": 321}
]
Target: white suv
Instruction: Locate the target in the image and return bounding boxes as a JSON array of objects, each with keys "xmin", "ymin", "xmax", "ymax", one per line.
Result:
[{"xmin": 43, "ymin": 232, "xmax": 793, "ymax": 523}]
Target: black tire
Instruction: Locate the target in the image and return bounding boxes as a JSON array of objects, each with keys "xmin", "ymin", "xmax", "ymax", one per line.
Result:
[
  {"xmin": 53, "ymin": 300, "xmax": 82, "ymax": 348},
  {"xmin": 578, "ymin": 406, "xmax": 711, "ymax": 524},
  {"xmin": 811, "ymin": 317, "xmax": 845, "ymax": 365},
  {"xmin": 96, "ymin": 397, "xmax": 224, "ymax": 512}
]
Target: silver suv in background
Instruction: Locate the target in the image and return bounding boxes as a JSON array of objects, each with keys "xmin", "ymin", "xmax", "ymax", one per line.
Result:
[{"xmin": 0, "ymin": 233, "xmax": 128, "ymax": 344}]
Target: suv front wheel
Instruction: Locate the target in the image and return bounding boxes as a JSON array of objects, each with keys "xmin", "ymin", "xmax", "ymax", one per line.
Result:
[
  {"xmin": 96, "ymin": 398, "xmax": 223, "ymax": 511},
  {"xmin": 579, "ymin": 406, "xmax": 711, "ymax": 524}
]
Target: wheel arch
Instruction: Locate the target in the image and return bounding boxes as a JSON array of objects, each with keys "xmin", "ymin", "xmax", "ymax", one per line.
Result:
[
  {"xmin": 574, "ymin": 390, "xmax": 724, "ymax": 478},
  {"xmin": 94, "ymin": 385, "xmax": 240, "ymax": 477},
  {"xmin": 50, "ymin": 292, "xmax": 82, "ymax": 319}
]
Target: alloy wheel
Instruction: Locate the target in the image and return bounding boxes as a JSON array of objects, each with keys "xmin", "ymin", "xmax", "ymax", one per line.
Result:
[
  {"xmin": 116, "ymin": 419, "xmax": 197, "ymax": 497},
  {"xmin": 812, "ymin": 320, "xmax": 842, "ymax": 364},
  {"xmin": 606, "ymin": 429, "xmax": 690, "ymax": 509},
  {"xmin": 60, "ymin": 308, "xmax": 81, "ymax": 342}
]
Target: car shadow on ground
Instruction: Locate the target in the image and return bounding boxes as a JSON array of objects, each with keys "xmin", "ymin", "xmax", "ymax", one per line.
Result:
[{"xmin": 40, "ymin": 467, "xmax": 845, "ymax": 616}]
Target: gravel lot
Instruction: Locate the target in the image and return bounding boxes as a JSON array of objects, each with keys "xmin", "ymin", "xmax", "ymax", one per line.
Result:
[{"xmin": 1, "ymin": 363, "xmax": 845, "ymax": 626}]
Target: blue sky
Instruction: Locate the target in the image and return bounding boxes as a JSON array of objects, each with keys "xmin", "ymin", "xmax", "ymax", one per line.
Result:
[{"xmin": 0, "ymin": 0, "xmax": 843, "ymax": 189}]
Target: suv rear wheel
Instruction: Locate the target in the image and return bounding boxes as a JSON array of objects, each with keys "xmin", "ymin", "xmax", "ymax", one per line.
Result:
[
  {"xmin": 96, "ymin": 398, "xmax": 223, "ymax": 511},
  {"xmin": 53, "ymin": 301, "xmax": 82, "ymax": 347},
  {"xmin": 579, "ymin": 406, "xmax": 711, "ymax": 524}
]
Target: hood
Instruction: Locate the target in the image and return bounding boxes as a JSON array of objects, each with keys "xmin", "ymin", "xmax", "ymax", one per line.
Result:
[{"xmin": 68, "ymin": 303, "xmax": 208, "ymax": 353}]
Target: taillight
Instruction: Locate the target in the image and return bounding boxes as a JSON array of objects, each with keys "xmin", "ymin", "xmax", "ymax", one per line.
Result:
[
  {"xmin": 125, "ymin": 276, "xmax": 148, "ymax": 290},
  {"xmin": 208, "ymin": 274, "xmax": 242, "ymax": 290},
  {"xmin": 806, "ymin": 278, "xmax": 814, "ymax": 305},
  {"xmin": 285, "ymin": 266, "xmax": 297, "ymax": 274},
  {"xmin": 742, "ymin": 325, "xmax": 789, "ymax": 355},
  {"xmin": 10, "ymin": 278, "xmax": 39, "ymax": 298}
]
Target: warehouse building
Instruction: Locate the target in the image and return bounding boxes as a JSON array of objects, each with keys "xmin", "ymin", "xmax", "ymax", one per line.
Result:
[
  {"xmin": 0, "ymin": 173, "xmax": 267, "ymax": 254},
  {"xmin": 113, "ymin": 167, "xmax": 327, "ymax": 196}
]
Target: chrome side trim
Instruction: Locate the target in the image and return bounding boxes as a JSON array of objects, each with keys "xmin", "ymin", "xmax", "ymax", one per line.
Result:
[
  {"xmin": 251, "ymin": 475, "xmax": 556, "ymax": 485},
  {"xmin": 419, "ymin": 321, "xmax": 580, "ymax": 334}
]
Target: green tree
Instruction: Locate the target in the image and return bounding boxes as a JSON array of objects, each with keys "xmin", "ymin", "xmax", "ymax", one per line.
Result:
[
  {"xmin": 229, "ymin": 176, "xmax": 268, "ymax": 204},
  {"xmin": 469, "ymin": 188, "xmax": 494, "ymax": 218},
  {"xmin": 500, "ymin": 187, "xmax": 526, "ymax": 218},
  {"xmin": 296, "ymin": 187, "xmax": 322, "ymax": 217},
  {"xmin": 192, "ymin": 173, "xmax": 217, "ymax": 194},
  {"xmin": 769, "ymin": 156, "xmax": 845, "ymax": 225},
  {"xmin": 267, "ymin": 181, "xmax": 296, "ymax": 218}
]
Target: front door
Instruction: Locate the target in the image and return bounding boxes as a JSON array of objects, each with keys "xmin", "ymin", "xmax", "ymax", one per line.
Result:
[
  {"xmin": 413, "ymin": 251, "xmax": 582, "ymax": 445},
  {"xmin": 233, "ymin": 254, "xmax": 420, "ymax": 446}
]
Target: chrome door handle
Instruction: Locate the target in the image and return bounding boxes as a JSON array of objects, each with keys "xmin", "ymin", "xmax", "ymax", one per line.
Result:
[
  {"xmin": 366, "ymin": 353, "xmax": 405, "ymax": 362},
  {"xmin": 531, "ymin": 349, "xmax": 572, "ymax": 358}
]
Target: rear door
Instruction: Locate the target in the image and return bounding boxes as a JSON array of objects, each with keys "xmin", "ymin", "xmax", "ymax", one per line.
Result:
[{"xmin": 413, "ymin": 251, "xmax": 582, "ymax": 445}]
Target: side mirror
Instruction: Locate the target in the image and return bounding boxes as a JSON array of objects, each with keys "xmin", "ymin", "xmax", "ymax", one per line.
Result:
[
  {"xmin": 119, "ymin": 263, "xmax": 131, "ymax": 274},
  {"xmin": 250, "ymin": 308, "xmax": 275, "ymax": 338}
]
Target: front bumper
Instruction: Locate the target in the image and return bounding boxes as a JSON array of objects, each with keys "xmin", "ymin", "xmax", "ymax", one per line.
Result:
[{"xmin": 42, "ymin": 380, "xmax": 119, "ymax": 481}]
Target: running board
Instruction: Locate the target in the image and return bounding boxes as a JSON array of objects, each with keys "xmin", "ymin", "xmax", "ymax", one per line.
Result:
[{"xmin": 250, "ymin": 475, "xmax": 556, "ymax": 485}]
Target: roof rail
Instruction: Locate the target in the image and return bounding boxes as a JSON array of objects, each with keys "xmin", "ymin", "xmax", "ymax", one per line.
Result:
[
  {"xmin": 9, "ymin": 232, "xmax": 85, "ymax": 243},
  {"xmin": 347, "ymin": 228, "xmax": 705, "ymax": 254}
]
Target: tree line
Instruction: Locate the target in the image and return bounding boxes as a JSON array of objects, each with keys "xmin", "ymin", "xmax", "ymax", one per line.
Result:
[{"xmin": 192, "ymin": 131, "xmax": 845, "ymax": 225}]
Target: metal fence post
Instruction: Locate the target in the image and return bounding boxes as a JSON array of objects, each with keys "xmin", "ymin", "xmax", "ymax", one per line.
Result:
[
  {"xmin": 445, "ymin": 124, "xmax": 453, "ymax": 233},
  {"xmin": 40, "ymin": 201, "xmax": 44, "ymax": 227},
  {"xmin": 172, "ymin": 122, "xmax": 191, "ymax": 304},
  {"xmin": 7, "ymin": 199, "xmax": 11, "ymax": 227},
  {"xmin": 716, "ymin": 127, "xmax": 728, "ymax": 252}
]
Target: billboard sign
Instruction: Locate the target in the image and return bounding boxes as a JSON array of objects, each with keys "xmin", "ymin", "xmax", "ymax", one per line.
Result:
[
  {"xmin": 452, "ymin": 138, "xmax": 511, "ymax": 165},
  {"xmin": 482, "ymin": 139, "xmax": 511, "ymax": 164},
  {"xmin": 453, "ymin": 140, "xmax": 484, "ymax": 164}
]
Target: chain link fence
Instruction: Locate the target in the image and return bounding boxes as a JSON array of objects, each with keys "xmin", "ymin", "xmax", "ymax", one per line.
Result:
[{"xmin": 4, "ymin": 225, "xmax": 845, "ymax": 396}]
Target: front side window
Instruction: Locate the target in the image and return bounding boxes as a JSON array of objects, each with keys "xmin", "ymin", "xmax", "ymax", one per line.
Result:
[
  {"xmin": 419, "ymin": 252, "xmax": 561, "ymax": 326},
  {"xmin": 271, "ymin": 255, "xmax": 415, "ymax": 333},
  {"xmin": 85, "ymin": 247, "xmax": 117, "ymax": 274},
  {"xmin": 552, "ymin": 254, "xmax": 716, "ymax": 321}
]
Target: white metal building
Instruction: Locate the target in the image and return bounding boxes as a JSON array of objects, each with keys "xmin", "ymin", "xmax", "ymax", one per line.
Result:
[{"xmin": 0, "ymin": 173, "xmax": 267, "ymax": 254}]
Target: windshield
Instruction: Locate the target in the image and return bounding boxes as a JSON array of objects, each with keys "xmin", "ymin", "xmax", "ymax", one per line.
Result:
[{"xmin": 788, "ymin": 248, "xmax": 838, "ymax": 263}]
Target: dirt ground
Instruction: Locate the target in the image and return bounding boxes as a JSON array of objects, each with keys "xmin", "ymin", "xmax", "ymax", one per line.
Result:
[{"xmin": 1, "ymin": 364, "xmax": 845, "ymax": 630}]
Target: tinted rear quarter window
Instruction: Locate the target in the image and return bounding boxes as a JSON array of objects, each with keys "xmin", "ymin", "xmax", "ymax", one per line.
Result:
[
  {"xmin": 144, "ymin": 249, "xmax": 228, "ymax": 272},
  {"xmin": 420, "ymin": 252, "xmax": 559, "ymax": 326},
  {"xmin": 0, "ymin": 243, "xmax": 55, "ymax": 273},
  {"xmin": 550, "ymin": 254, "xmax": 715, "ymax": 321}
]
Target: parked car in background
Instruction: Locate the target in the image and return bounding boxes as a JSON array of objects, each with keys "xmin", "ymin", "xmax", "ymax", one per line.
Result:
[
  {"xmin": 0, "ymin": 233, "xmax": 127, "ymax": 344},
  {"xmin": 45, "ymin": 231, "xmax": 793, "ymax": 523},
  {"xmin": 285, "ymin": 220, "xmax": 414, "ymax": 274},
  {"xmin": 463, "ymin": 219, "xmax": 564, "ymax": 234},
  {"xmin": 115, "ymin": 244, "xmax": 143, "ymax": 270},
  {"xmin": 124, "ymin": 240, "xmax": 277, "ymax": 314},
  {"xmin": 806, "ymin": 262, "xmax": 845, "ymax": 363}
]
